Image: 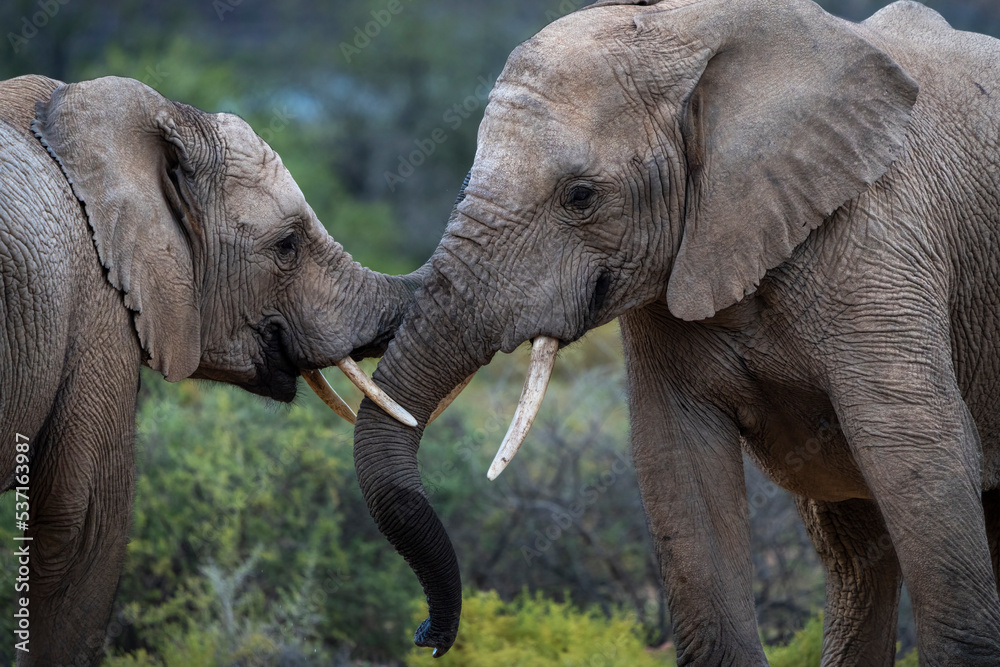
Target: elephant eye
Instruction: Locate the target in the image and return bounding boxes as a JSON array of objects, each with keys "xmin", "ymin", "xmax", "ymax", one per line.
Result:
[
  {"xmin": 565, "ymin": 185, "xmax": 595, "ymax": 210},
  {"xmin": 274, "ymin": 232, "xmax": 299, "ymax": 258}
]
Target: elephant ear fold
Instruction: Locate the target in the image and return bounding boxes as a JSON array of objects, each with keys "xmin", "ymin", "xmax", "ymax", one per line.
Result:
[
  {"xmin": 637, "ymin": 0, "xmax": 918, "ymax": 321},
  {"xmin": 33, "ymin": 76, "xmax": 204, "ymax": 381}
]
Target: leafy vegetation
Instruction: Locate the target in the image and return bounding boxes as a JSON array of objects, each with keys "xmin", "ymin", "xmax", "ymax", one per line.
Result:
[
  {"xmin": 406, "ymin": 590, "xmax": 671, "ymax": 667},
  {"xmin": 763, "ymin": 613, "xmax": 918, "ymax": 667},
  {"xmin": 764, "ymin": 614, "xmax": 825, "ymax": 667},
  {"xmin": 0, "ymin": 326, "xmax": 924, "ymax": 664},
  {"xmin": 107, "ymin": 364, "xmax": 424, "ymax": 663}
]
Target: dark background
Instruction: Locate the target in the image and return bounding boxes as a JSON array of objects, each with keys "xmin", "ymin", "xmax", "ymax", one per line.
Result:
[{"xmin": 3, "ymin": 0, "xmax": 997, "ymax": 273}]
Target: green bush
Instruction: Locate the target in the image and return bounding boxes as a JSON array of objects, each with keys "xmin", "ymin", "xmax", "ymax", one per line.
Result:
[
  {"xmin": 896, "ymin": 649, "xmax": 919, "ymax": 667},
  {"xmin": 405, "ymin": 590, "xmax": 672, "ymax": 666},
  {"xmin": 764, "ymin": 612, "xmax": 918, "ymax": 667},
  {"xmin": 107, "ymin": 368, "xmax": 422, "ymax": 664},
  {"xmin": 764, "ymin": 613, "xmax": 824, "ymax": 667}
]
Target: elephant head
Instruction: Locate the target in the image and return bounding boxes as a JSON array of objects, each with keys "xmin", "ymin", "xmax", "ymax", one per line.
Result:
[
  {"xmin": 32, "ymin": 76, "xmax": 419, "ymax": 419},
  {"xmin": 352, "ymin": 0, "xmax": 918, "ymax": 656}
]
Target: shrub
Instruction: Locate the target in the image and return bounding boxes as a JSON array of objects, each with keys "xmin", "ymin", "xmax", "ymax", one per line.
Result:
[
  {"xmin": 764, "ymin": 613, "xmax": 824, "ymax": 667},
  {"xmin": 108, "ymin": 368, "xmax": 421, "ymax": 663},
  {"xmin": 895, "ymin": 647, "xmax": 919, "ymax": 666},
  {"xmin": 405, "ymin": 589, "xmax": 671, "ymax": 666},
  {"xmin": 764, "ymin": 611, "xmax": 919, "ymax": 667}
]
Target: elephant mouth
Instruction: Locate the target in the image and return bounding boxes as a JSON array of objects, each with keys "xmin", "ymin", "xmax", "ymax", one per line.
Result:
[
  {"xmin": 576, "ymin": 269, "xmax": 614, "ymax": 335},
  {"xmin": 244, "ymin": 321, "xmax": 418, "ymax": 426},
  {"xmin": 347, "ymin": 329, "xmax": 395, "ymax": 360},
  {"xmin": 244, "ymin": 319, "xmax": 299, "ymax": 402},
  {"xmin": 485, "ymin": 272, "xmax": 613, "ymax": 479}
]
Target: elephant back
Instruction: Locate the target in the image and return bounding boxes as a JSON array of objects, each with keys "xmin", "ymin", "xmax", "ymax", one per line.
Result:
[{"xmin": 0, "ymin": 75, "xmax": 62, "ymax": 140}]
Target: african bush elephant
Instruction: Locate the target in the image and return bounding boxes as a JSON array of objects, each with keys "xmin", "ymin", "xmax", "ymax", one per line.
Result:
[
  {"xmin": 0, "ymin": 75, "xmax": 419, "ymax": 666},
  {"xmin": 352, "ymin": 0, "xmax": 1000, "ymax": 664}
]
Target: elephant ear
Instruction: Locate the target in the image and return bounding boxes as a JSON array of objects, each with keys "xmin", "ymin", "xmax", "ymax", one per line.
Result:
[
  {"xmin": 632, "ymin": 0, "xmax": 918, "ymax": 321},
  {"xmin": 33, "ymin": 76, "xmax": 204, "ymax": 380}
]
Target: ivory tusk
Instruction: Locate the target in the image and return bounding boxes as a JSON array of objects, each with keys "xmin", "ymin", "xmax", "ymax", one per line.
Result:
[
  {"xmin": 487, "ymin": 336, "xmax": 559, "ymax": 481},
  {"xmin": 427, "ymin": 374, "xmax": 476, "ymax": 426},
  {"xmin": 301, "ymin": 369, "xmax": 356, "ymax": 424},
  {"xmin": 336, "ymin": 357, "xmax": 418, "ymax": 428}
]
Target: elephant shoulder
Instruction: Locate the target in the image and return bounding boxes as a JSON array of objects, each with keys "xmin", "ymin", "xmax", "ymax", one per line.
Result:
[
  {"xmin": 862, "ymin": 2, "xmax": 954, "ymax": 37},
  {"xmin": 0, "ymin": 76, "xmax": 71, "ymax": 197},
  {"xmin": 0, "ymin": 75, "xmax": 63, "ymax": 138},
  {"xmin": 0, "ymin": 77, "xmax": 84, "ymax": 242},
  {"xmin": 858, "ymin": 2, "xmax": 1000, "ymax": 112}
]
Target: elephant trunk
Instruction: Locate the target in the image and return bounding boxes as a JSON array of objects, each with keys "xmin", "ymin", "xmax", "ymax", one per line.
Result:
[
  {"xmin": 302, "ymin": 173, "xmax": 466, "ymax": 421},
  {"xmin": 338, "ymin": 170, "xmax": 461, "ymax": 362},
  {"xmin": 353, "ymin": 260, "xmax": 498, "ymax": 656},
  {"xmin": 287, "ymin": 243, "xmax": 431, "ymax": 424},
  {"xmin": 345, "ymin": 262, "xmax": 430, "ymax": 360}
]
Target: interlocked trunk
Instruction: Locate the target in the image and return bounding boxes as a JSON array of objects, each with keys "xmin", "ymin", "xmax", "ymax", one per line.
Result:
[{"xmin": 353, "ymin": 249, "xmax": 501, "ymax": 655}]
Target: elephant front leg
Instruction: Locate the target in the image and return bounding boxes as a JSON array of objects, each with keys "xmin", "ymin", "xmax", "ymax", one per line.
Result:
[
  {"xmin": 622, "ymin": 313, "xmax": 765, "ymax": 666},
  {"xmin": 983, "ymin": 489, "xmax": 1000, "ymax": 598},
  {"xmin": 19, "ymin": 366, "xmax": 138, "ymax": 666},
  {"xmin": 796, "ymin": 496, "xmax": 901, "ymax": 666},
  {"xmin": 829, "ymin": 359, "xmax": 1000, "ymax": 664},
  {"xmin": 631, "ymin": 397, "xmax": 763, "ymax": 665}
]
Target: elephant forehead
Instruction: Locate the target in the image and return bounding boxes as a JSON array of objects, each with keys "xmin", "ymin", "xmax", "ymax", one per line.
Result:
[
  {"xmin": 500, "ymin": 11, "xmax": 639, "ymax": 108},
  {"xmin": 474, "ymin": 83, "xmax": 641, "ymax": 196},
  {"xmin": 471, "ymin": 7, "xmax": 675, "ymax": 199},
  {"xmin": 474, "ymin": 100, "xmax": 594, "ymax": 188},
  {"xmin": 483, "ymin": 10, "xmax": 651, "ymax": 156},
  {"xmin": 213, "ymin": 113, "xmax": 309, "ymax": 221},
  {"xmin": 225, "ymin": 171, "xmax": 311, "ymax": 226},
  {"xmin": 215, "ymin": 113, "xmax": 282, "ymax": 179}
]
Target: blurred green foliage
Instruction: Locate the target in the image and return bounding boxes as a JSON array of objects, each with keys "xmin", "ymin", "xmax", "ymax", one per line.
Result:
[
  {"xmin": 93, "ymin": 330, "xmax": 658, "ymax": 664},
  {"xmin": 763, "ymin": 613, "xmax": 918, "ymax": 667},
  {"xmin": 1, "ymin": 0, "xmax": 997, "ymax": 271},
  {"xmin": 107, "ymin": 366, "xmax": 424, "ymax": 663},
  {"xmin": 406, "ymin": 590, "xmax": 672, "ymax": 666},
  {"xmin": 764, "ymin": 614, "xmax": 825, "ymax": 667}
]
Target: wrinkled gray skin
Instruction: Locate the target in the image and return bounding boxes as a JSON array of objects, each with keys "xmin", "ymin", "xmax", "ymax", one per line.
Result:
[
  {"xmin": 0, "ymin": 75, "xmax": 421, "ymax": 666},
  {"xmin": 354, "ymin": 1, "xmax": 1000, "ymax": 664}
]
